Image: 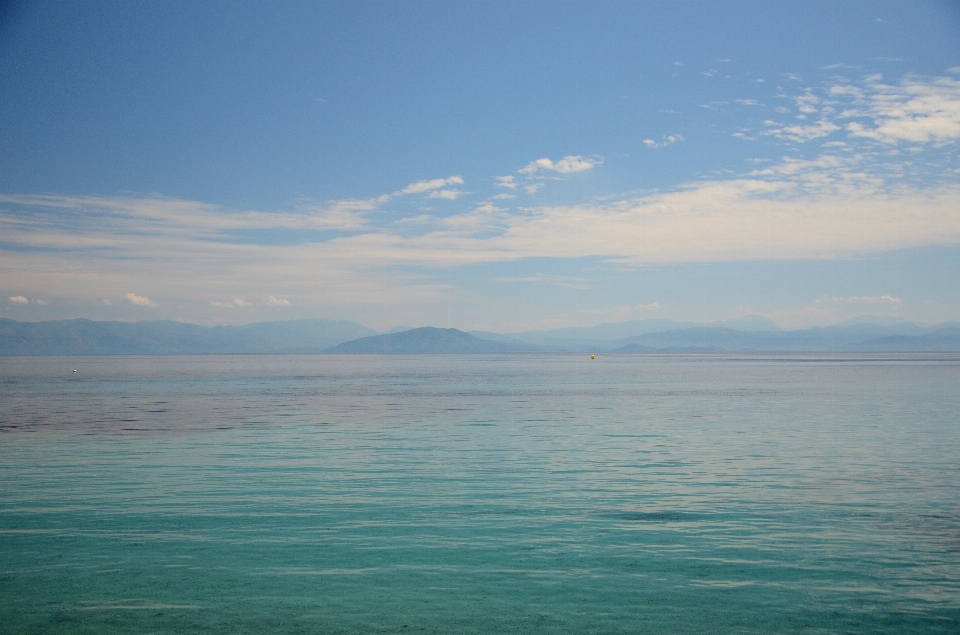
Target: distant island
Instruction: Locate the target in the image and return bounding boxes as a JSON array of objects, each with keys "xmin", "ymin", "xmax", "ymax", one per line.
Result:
[
  {"xmin": 1, "ymin": 316, "xmax": 958, "ymax": 355},
  {"xmin": 324, "ymin": 327, "xmax": 534, "ymax": 353}
]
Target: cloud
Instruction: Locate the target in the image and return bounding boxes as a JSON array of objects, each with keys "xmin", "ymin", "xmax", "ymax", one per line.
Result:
[
  {"xmin": 102, "ymin": 298, "xmax": 112, "ymax": 305},
  {"xmin": 212, "ymin": 298, "xmax": 251, "ymax": 309},
  {"xmin": 2, "ymin": 73, "xmax": 958, "ymax": 318},
  {"xmin": 519, "ymin": 155, "xmax": 601, "ymax": 175},
  {"xmin": 823, "ymin": 295, "xmax": 902, "ymax": 304},
  {"xmin": 428, "ymin": 189, "xmax": 463, "ymax": 200},
  {"xmin": 643, "ymin": 135, "xmax": 685, "ymax": 149},
  {"xmin": 840, "ymin": 75, "xmax": 960, "ymax": 144},
  {"xmin": 495, "ymin": 274, "xmax": 590, "ymax": 289},
  {"xmin": 3, "ymin": 151, "xmax": 960, "ymax": 294},
  {"xmin": 126, "ymin": 292, "xmax": 158, "ymax": 307},
  {"xmin": 698, "ymin": 101, "xmax": 727, "ymax": 110},
  {"xmin": 492, "ymin": 193, "xmax": 515, "ymax": 200},
  {"xmin": 734, "ymin": 72, "xmax": 960, "ymax": 150},
  {"xmin": 399, "ymin": 176, "xmax": 464, "ymax": 195},
  {"xmin": 795, "ymin": 91, "xmax": 820, "ymax": 114},
  {"xmin": 9, "ymin": 295, "xmax": 28, "ymax": 304},
  {"xmin": 0, "ymin": 192, "xmax": 377, "ymax": 236},
  {"xmin": 397, "ymin": 151, "xmax": 960, "ymax": 266},
  {"xmin": 764, "ymin": 119, "xmax": 840, "ymax": 142},
  {"xmin": 396, "ymin": 214, "xmax": 434, "ymax": 224}
]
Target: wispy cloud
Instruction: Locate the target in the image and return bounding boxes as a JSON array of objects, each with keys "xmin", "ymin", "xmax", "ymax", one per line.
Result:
[
  {"xmin": 495, "ymin": 273, "xmax": 590, "ymax": 289},
  {"xmin": 212, "ymin": 298, "xmax": 251, "ymax": 309},
  {"xmin": 398, "ymin": 175, "xmax": 464, "ymax": 195},
  {"xmin": 643, "ymin": 135, "xmax": 684, "ymax": 149},
  {"xmin": 841, "ymin": 76, "xmax": 960, "ymax": 144},
  {"xmin": 2, "ymin": 73, "xmax": 957, "ymax": 322},
  {"xmin": 126, "ymin": 292, "xmax": 158, "ymax": 307},
  {"xmin": 764, "ymin": 119, "xmax": 840, "ymax": 142},
  {"xmin": 519, "ymin": 155, "xmax": 601, "ymax": 175},
  {"xmin": 428, "ymin": 189, "xmax": 463, "ymax": 200},
  {"xmin": 822, "ymin": 295, "xmax": 902, "ymax": 304},
  {"xmin": 3, "ymin": 154, "xmax": 959, "ymax": 306}
]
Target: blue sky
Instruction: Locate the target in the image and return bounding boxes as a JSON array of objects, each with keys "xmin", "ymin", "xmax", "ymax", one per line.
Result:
[{"xmin": 2, "ymin": 1, "xmax": 959, "ymax": 331}]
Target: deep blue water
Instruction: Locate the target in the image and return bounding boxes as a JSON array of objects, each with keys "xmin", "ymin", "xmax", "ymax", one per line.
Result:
[{"xmin": 1, "ymin": 353, "xmax": 959, "ymax": 634}]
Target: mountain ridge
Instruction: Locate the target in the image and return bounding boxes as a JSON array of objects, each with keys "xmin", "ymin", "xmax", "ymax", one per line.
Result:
[
  {"xmin": 324, "ymin": 327, "xmax": 534, "ymax": 353},
  {"xmin": 2, "ymin": 317, "xmax": 959, "ymax": 354}
]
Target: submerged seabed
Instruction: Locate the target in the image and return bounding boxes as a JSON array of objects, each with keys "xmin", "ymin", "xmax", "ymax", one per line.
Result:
[{"xmin": 1, "ymin": 353, "xmax": 959, "ymax": 634}]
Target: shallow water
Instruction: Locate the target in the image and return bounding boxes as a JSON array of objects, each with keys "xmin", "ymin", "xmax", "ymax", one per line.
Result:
[{"xmin": 2, "ymin": 353, "xmax": 959, "ymax": 633}]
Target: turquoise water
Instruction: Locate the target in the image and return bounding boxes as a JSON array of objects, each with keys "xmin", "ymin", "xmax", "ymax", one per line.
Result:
[{"xmin": 1, "ymin": 353, "xmax": 959, "ymax": 634}]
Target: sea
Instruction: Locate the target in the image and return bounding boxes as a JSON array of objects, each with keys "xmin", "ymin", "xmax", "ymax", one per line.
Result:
[{"xmin": 1, "ymin": 353, "xmax": 958, "ymax": 634}]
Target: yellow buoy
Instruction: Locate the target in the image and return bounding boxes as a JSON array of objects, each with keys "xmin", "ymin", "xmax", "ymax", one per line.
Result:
[{"xmin": 590, "ymin": 354, "xmax": 595, "ymax": 360}]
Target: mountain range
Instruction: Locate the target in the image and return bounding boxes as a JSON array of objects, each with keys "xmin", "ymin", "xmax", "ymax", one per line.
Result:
[{"xmin": 1, "ymin": 315, "xmax": 958, "ymax": 355}]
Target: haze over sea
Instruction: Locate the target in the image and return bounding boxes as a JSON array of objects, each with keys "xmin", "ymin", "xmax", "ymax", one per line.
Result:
[{"xmin": 2, "ymin": 353, "xmax": 958, "ymax": 634}]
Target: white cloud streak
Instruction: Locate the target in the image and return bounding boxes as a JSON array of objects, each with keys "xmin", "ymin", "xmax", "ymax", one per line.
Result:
[
  {"xmin": 519, "ymin": 155, "xmax": 601, "ymax": 175},
  {"xmin": 126, "ymin": 292, "xmax": 158, "ymax": 307},
  {"xmin": 842, "ymin": 76, "xmax": 960, "ymax": 144},
  {"xmin": 3, "ymin": 155, "xmax": 959, "ymax": 307},
  {"xmin": 428, "ymin": 189, "xmax": 463, "ymax": 200},
  {"xmin": 399, "ymin": 175, "xmax": 464, "ymax": 195},
  {"xmin": 2, "ymin": 74, "xmax": 958, "ymax": 317},
  {"xmin": 643, "ymin": 135, "xmax": 684, "ymax": 149},
  {"xmin": 824, "ymin": 295, "xmax": 902, "ymax": 304},
  {"xmin": 764, "ymin": 120, "xmax": 839, "ymax": 142}
]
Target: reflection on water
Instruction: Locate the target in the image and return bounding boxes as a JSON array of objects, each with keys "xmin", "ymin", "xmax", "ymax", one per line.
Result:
[{"xmin": 2, "ymin": 353, "xmax": 959, "ymax": 633}]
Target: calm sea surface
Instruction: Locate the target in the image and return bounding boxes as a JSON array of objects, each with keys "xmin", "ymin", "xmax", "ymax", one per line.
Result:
[{"xmin": 1, "ymin": 353, "xmax": 958, "ymax": 634}]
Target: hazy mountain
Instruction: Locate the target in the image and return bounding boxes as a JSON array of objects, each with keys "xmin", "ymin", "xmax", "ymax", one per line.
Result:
[
  {"xmin": 0, "ymin": 318, "xmax": 376, "ymax": 355},
  {"xmin": 838, "ymin": 326, "xmax": 960, "ymax": 351},
  {"xmin": 471, "ymin": 319, "xmax": 959, "ymax": 352},
  {"xmin": 612, "ymin": 323, "xmax": 960, "ymax": 352},
  {"xmin": 325, "ymin": 327, "xmax": 536, "ymax": 353},
  {"xmin": 3, "ymin": 317, "xmax": 958, "ymax": 355},
  {"xmin": 833, "ymin": 315, "xmax": 928, "ymax": 332},
  {"xmin": 479, "ymin": 315, "xmax": 782, "ymax": 347}
]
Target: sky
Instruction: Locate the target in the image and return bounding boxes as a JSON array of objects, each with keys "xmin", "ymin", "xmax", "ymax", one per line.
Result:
[{"xmin": 1, "ymin": 0, "xmax": 959, "ymax": 332}]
